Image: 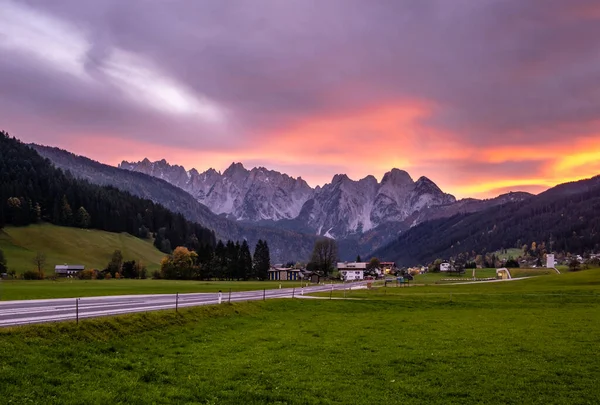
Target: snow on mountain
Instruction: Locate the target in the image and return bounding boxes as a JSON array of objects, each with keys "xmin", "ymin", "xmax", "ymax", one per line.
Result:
[
  {"xmin": 120, "ymin": 159, "xmax": 458, "ymax": 239},
  {"xmin": 120, "ymin": 160, "xmax": 314, "ymax": 221}
]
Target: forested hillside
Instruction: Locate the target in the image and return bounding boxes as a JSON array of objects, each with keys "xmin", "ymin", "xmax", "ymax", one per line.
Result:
[
  {"xmin": 32, "ymin": 144, "xmax": 318, "ymax": 262},
  {"xmin": 374, "ymin": 175, "xmax": 600, "ymax": 266},
  {"xmin": 0, "ymin": 131, "xmax": 215, "ymax": 253}
]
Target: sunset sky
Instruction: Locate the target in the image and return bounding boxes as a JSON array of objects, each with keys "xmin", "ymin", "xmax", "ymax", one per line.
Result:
[{"xmin": 1, "ymin": 0, "xmax": 600, "ymax": 198}]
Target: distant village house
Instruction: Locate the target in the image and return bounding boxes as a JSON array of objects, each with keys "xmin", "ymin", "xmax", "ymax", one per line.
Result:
[
  {"xmin": 55, "ymin": 264, "xmax": 85, "ymax": 277},
  {"xmin": 337, "ymin": 262, "xmax": 366, "ymax": 280}
]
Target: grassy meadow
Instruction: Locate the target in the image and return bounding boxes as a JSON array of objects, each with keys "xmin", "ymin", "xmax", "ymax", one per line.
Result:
[
  {"xmin": 0, "ymin": 279, "xmax": 306, "ymax": 301},
  {"xmin": 1, "ymin": 269, "xmax": 599, "ymax": 404},
  {"xmin": 0, "ymin": 223, "xmax": 165, "ymax": 274}
]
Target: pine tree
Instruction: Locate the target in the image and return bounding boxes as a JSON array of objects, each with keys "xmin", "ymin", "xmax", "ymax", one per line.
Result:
[
  {"xmin": 253, "ymin": 239, "xmax": 270, "ymax": 281},
  {"xmin": 60, "ymin": 195, "xmax": 73, "ymax": 226},
  {"xmin": 76, "ymin": 206, "xmax": 91, "ymax": 228},
  {"xmin": 239, "ymin": 240, "xmax": 253, "ymax": 280},
  {"xmin": 0, "ymin": 248, "xmax": 7, "ymax": 273}
]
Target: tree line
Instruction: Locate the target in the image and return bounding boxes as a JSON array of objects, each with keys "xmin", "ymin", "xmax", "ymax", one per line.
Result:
[
  {"xmin": 158, "ymin": 239, "xmax": 270, "ymax": 280},
  {"xmin": 0, "ymin": 131, "xmax": 216, "ymax": 254}
]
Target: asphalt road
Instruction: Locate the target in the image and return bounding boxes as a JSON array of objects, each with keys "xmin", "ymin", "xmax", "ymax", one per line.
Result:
[{"xmin": 0, "ymin": 282, "xmax": 366, "ymax": 327}]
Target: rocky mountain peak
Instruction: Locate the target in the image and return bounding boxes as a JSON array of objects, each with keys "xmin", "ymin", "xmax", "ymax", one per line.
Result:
[
  {"xmin": 381, "ymin": 168, "xmax": 414, "ymax": 186},
  {"xmin": 223, "ymin": 162, "xmax": 248, "ymax": 176}
]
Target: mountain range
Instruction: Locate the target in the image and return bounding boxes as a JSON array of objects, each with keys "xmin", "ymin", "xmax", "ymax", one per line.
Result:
[
  {"xmin": 120, "ymin": 159, "xmax": 465, "ymax": 239},
  {"xmin": 37, "ymin": 145, "xmax": 597, "ymax": 267}
]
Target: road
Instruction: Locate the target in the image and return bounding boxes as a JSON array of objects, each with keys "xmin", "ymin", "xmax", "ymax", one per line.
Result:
[{"xmin": 0, "ymin": 282, "xmax": 365, "ymax": 327}]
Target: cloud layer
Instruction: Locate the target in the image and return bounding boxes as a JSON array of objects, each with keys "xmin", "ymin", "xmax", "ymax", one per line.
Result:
[{"xmin": 1, "ymin": 0, "xmax": 600, "ymax": 198}]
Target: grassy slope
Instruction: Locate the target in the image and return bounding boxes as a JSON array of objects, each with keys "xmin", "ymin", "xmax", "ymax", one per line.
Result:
[
  {"xmin": 1, "ymin": 270, "xmax": 599, "ymax": 404},
  {"xmin": 0, "ymin": 279, "xmax": 306, "ymax": 301},
  {"xmin": 0, "ymin": 223, "xmax": 165, "ymax": 274}
]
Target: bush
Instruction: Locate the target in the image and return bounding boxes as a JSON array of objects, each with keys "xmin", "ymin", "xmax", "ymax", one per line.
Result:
[
  {"xmin": 152, "ymin": 270, "xmax": 161, "ymax": 280},
  {"xmin": 569, "ymin": 259, "xmax": 581, "ymax": 272},
  {"xmin": 104, "ymin": 273, "xmax": 112, "ymax": 280},
  {"xmin": 23, "ymin": 270, "xmax": 44, "ymax": 280},
  {"xmin": 78, "ymin": 269, "xmax": 94, "ymax": 280}
]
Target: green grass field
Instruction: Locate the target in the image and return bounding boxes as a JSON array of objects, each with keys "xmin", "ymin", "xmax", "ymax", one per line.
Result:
[
  {"xmin": 0, "ymin": 279, "xmax": 306, "ymax": 301},
  {"xmin": 1, "ymin": 269, "xmax": 599, "ymax": 404},
  {"xmin": 0, "ymin": 223, "xmax": 165, "ymax": 274}
]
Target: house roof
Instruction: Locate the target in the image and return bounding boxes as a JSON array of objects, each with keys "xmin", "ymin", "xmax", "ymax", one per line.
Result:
[{"xmin": 55, "ymin": 265, "xmax": 85, "ymax": 271}]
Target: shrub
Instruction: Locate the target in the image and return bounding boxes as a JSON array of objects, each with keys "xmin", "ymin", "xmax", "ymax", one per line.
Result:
[
  {"xmin": 152, "ymin": 270, "xmax": 161, "ymax": 280},
  {"xmin": 78, "ymin": 269, "xmax": 94, "ymax": 280},
  {"xmin": 104, "ymin": 273, "xmax": 112, "ymax": 280},
  {"xmin": 569, "ymin": 259, "xmax": 581, "ymax": 272},
  {"xmin": 23, "ymin": 270, "xmax": 44, "ymax": 280}
]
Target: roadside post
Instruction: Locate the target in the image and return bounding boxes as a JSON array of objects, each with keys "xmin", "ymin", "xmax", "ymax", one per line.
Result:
[
  {"xmin": 228, "ymin": 288, "xmax": 232, "ymax": 303},
  {"xmin": 176, "ymin": 293, "xmax": 179, "ymax": 312},
  {"xmin": 76, "ymin": 298, "xmax": 80, "ymax": 324},
  {"xmin": 218, "ymin": 290, "xmax": 222, "ymax": 304},
  {"xmin": 330, "ymin": 284, "xmax": 333, "ymax": 300},
  {"xmin": 263, "ymin": 289, "xmax": 266, "ymax": 301},
  {"xmin": 292, "ymin": 287, "xmax": 295, "ymax": 298}
]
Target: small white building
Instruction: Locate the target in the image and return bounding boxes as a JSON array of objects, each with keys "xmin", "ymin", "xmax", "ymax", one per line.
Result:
[
  {"xmin": 337, "ymin": 262, "xmax": 366, "ymax": 280},
  {"xmin": 440, "ymin": 262, "xmax": 451, "ymax": 272}
]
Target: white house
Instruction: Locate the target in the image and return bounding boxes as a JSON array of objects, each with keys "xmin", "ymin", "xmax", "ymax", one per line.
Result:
[
  {"xmin": 440, "ymin": 262, "xmax": 451, "ymax": 272},
  {"xmin": 337, "ymin": 262, "xmax": 366, "ymax": 280}
]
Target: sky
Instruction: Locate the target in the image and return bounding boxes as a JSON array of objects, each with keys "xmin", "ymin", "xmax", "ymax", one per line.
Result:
[{"xmin": 1, "ymin": 0, "xmax": 600, "ymax": 198}]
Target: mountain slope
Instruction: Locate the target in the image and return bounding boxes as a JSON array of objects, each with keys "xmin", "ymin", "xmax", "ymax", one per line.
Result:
[
  {"xmin": 1, "ymin": 132, "xmax": 215, "ymax": 254},
  {"xmin": 373, "ymin": 175, "xmax": 600, "ymax": 266},
  {"xmin": 33, "ymin": 144, "xmax": 317, "ymax": 262}
]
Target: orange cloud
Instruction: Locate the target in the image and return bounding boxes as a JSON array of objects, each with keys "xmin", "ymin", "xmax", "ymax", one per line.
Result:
[{"xmin": 56, "ymin": 105, "xmax": 600, "ymax": 201}]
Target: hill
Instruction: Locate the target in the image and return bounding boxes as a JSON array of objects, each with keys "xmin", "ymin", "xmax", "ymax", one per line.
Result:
[
  {"xmin": 374, "ymin": 175, "xmax": 600, "ymax": 265},
  {"xmin": 0, "ymin": 223, "xmax": 164, "ymax": 274}
]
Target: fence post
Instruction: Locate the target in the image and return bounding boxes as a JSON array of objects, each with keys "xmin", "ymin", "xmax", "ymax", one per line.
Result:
[
  {"xmin": 176, "ymin": 293, "xmax": 179, "ymax": 312},
  {"xmin": 292, "ymin": 287, "xmax": 295, "ymax": 298},
  {"xmin": 330, "ymin": 286, "xmax": 333, "ymax": 300},
  {"xmin": 263, "ymin": 289, "xmax": 266, "ymax": 301},
  {"xmin": 76, "ymin": 298, "xmax": 79, "ymax": 325},
  {"xmin": 228, "ymin": 288, "xmax": 232, "ymax": 304}
]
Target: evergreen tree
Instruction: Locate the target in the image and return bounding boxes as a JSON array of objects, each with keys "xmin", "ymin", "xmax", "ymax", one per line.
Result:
[
  {"xmin": 60, "ymin": 195, "xmax": 73, "ymax": 226},
  {"xmin": 239, "ymin": 240, "xmax": 253, "ymax": 280},
  {"xmin": 0, "ymin": 248, "xmax": 7, "ymax": 273},
  {"xmin": 356, "ymin": 254, "xmax": 362, "ymax": 262},
  {"xmin": 253, "ymin": 239, "xmax": 270, "ymax": 280},
  {"xmin": 76, "ymin": 206, "xmax": 91, "ymax": 228}
]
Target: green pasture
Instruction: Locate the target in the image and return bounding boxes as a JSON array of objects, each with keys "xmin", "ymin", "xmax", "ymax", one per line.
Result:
[{"xmin": 0, "ymin": 269, "xmax": 599, "ymax": 404}]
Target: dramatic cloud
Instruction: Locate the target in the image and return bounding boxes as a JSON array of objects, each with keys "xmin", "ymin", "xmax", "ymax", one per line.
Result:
[{"xmin": 1, "ymin": 0, "xmax": 599, "ymax": 198}]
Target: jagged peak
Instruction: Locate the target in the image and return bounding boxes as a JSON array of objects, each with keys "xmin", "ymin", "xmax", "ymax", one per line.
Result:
[
  {"xmin": 141, "ymin": 157, "xmax": 151, "ymax": 164},
  {"xmin": 331, "ymin": 173, "xmax": 351, "ymax": 184},
  {"xmin": 381, "ymin": 168, "xmax": 413, "ymax": 186},
  {"xmin": 223, "ymin": 162, "xmax": 248, "ymax": 176}
]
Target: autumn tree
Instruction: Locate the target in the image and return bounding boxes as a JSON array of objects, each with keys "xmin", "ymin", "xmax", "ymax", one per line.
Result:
[
  {"xmin": 161, "ymin": 246, "xmax": 200, "ymax": 280},
  {"xmin": 309, "ymin": 238, "xmax": 338, "ymax": 277},
  {"xmin": 107, "ymin": 249, "xmax": 124, "ymax": 277},
  {"xmin": 32, "ymin": 252, "xmax": 46, "ymax": 275}
]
